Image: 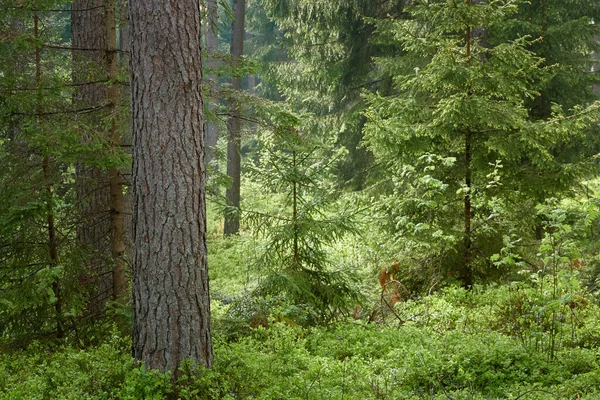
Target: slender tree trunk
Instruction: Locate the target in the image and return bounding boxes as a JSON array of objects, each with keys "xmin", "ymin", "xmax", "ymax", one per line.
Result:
[
  {"xmin": 224, "ymin": 0, "xmax": 246, "ymax": 236},
  {"xmin": 463, "ymin": 129, "xmax": 473, "ymax": 288},
  {"xmin": 460, "ymin": 0, "xmax": 486, "ymax": 288},
  {"xmin": 118, "ymin": 0, "xmax": 134, "ymax": 264},
  {"xmin": 35, "ymin": 10, "xmax": 63, "ymax": 338},
  {"xmin": 247, "ymin": 73, "xmax": 258, "ymax": 136},
  {"xmin": 130, "ymin": 0, "xmax": 213, "ymax": 375},
  {"xmin": 292, "ymin": 149, "xmax": 299, "ymax": 266},
  {"xmin": 248, "ymin": 74, "xmax": 256, "ymax": 96},
  {"xmin": 460, "ymin": 1, "xmax": 474, "ymax": 289},
  {"xmin": 204, "ymin": 0, "xmax": 219, "ymax": 167},
  {"xmin": 105, "ymin": 0, "xmax": 127, "ymax": 300},
  {"xmin": 541, "ymin": 0, "xmax": 546, "ymax": 43}
]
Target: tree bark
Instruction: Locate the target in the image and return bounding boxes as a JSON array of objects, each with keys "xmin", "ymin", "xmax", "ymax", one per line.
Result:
[
  {"xmin": 129, "ymin": 0, "xmax": 213, "ymax": 375},
  {"xmin": 224, "ymin": 0, "xmax": 246, "ymax": 236},
  {"xmin": 72, "ymin": 0, "xmax": 114, "ymax": 313},
  {"xmin": 118, "ymin": 0, "xmax": 134, "ymax": 265},
  {"xmin": 204, "ymin": 0, "xmax": 220, "ymax": 167}
]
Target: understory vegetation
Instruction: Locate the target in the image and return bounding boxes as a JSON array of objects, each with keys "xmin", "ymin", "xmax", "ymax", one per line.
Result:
[
  {"xmin": 3, "ymin": 186, "xmax": 600, "ymax": 399},
  {"xmin": 2, "ymin": 290, "xmax": 600, "ymax": 399}
]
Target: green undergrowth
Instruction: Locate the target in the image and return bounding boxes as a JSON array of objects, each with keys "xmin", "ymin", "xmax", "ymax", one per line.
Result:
[{"xmin": 2, "ymin": 293, "xmax": 600, "ymax": 400}]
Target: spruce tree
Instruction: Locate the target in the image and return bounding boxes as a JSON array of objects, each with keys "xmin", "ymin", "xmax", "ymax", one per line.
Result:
[
  {"xmin": 0, "ymin": 1, "xmax": 78, "ymax": 340},
  {"xmin": 363, "ymin": 0, "xmax": 600, "ymax": 287},
  {"xmin": 0, "ymin": 0, "xmax": 131, "ymax": 343},
  {"xmin": 489, "ymin": 0, "xmax": 600, "ymax": 238},
  {"xmin": 247, "ymin": 113, "xmax": 360, "ymax": 322}
]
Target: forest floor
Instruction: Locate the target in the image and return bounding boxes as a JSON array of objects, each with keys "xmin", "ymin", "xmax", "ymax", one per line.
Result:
[{"xmin": 1, "ymin": 282, "xmax": 600, "ymax": 399}]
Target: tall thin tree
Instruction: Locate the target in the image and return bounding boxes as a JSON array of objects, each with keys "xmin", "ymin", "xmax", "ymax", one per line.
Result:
[
  {"xmin": 105, "ymin": 0, "xmax": 127, "ymax": 300},
  {"xmin": 72, "ymin": 0, "xmax": 112, "ymax": 313},
  {"xmin": 204, "ymin": 0, "xmax": 220, "ymax": 167},
  {"xmin": 129, "ymin": 0, "xmax": 213, "ymax": 374},
  {"xmin": 35, "ymin": 9, "xmax": 63, "ymax": 338},
  {"xmin": 224, "ymin": 0, "xmax": 246, "ymax": 235}
]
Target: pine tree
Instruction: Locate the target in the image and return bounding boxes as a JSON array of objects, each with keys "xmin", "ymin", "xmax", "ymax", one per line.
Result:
[{"xmin": 129, "ymin": 0, "xmax": 213, "ymax": 375}]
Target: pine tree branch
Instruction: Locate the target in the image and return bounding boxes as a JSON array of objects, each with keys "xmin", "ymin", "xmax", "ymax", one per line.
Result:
[
  {"xmin": 0, "ymin": 80, "xmax": 129, "ymax": 92},
  {"xmin": 8, "ymin": 104, "xmax": 110, "ymax": 117},
  {"xmin": 43, "ymin": 44, "xmax": 129, "ymax": 53}
]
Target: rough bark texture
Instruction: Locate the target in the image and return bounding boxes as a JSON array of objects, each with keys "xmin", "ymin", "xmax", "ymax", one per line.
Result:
[
  {"xmin": 72, "ymin": 0, "xmax": 114, "ymax": 313},
  {"xmin": 129, "ymin": 0, "xmax": 213, "ymax": 374},
  {"xmin": 224, "ymin": 0, "xmax": 246, "ymax": 236},
  {"xmin": 204, "ymin": 0, "xmax": 219, "ymax": 167}
]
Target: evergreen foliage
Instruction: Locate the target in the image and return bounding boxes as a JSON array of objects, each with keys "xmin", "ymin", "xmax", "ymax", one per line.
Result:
[
  {"xmin": 488, "ymin": 0, "xmax": 600, "ymax": 209},
  {"xmin": 245, "ymin": 110, "xmax": 361, "ymax": 323},
  {"xmin": 0, "ymin": 1, "xmax": 82, "ymax": 342},
  {"xmin": 259, "ymin": 0, "xmax": 406, "ymax": 190},
  {"xmin": 363, "ymin": 0, "xmax": 600, "ymax": 287},
  {"xmin": 0, "ymin": 1, "xmax": 129, "ymax": 343}
]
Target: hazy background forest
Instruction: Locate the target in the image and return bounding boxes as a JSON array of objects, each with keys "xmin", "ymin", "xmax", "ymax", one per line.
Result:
[{"xmin": 2, "ymin": 0, "xmax": 600, "ymax": 398}]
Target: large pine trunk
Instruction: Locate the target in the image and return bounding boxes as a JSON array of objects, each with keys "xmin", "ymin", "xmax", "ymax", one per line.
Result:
[
  {"xmin": 224, "ymin": 0, "xmax": 246, "ymax": 236},
  {"xmin": 129, "ymin": 0, "xmax": 213, "ymax": 374}
]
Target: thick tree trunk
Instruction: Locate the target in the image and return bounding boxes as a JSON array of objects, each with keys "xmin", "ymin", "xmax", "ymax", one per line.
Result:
[
  {"xmin": 224, "ymin": 0, "xmax": 246, "ymax": 236},
  {"xmin": 204, "ymin": 0, "xmax": 219, "ymax": 167},
  {"xmin": 129, "ymin": 0, "xmax": 213, "ymax": 375}
]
